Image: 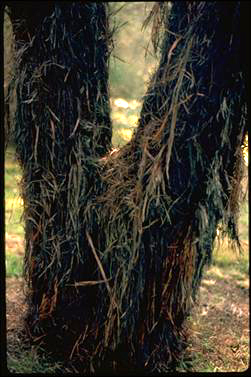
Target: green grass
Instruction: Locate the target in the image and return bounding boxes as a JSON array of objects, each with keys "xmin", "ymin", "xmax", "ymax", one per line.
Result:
[
  {"xmin": 213, "ymin": 235, "xmax": 249, "ymax": 277},
  {"xmin": 8, "ymin": 349, "xmax": 62, "ymax": 374},
  {"xmin": 239, "ymin": 199, "xmax": 249, "ymax": 241},
  {"xmin": 5, "ymin": 206, "xmax": 24, "ymax": 237},
  {"xmin": 5, "ymin": 147, "xmax": 24, "ymax": 237},
  {"xmin": 5, "ymin": 253, "xmax": 23, "ymax": 278},
  {"xmin": 176, "ymin": 350, "xmax": 216, "ymax": 372},
  {"xmin": 5, "ymin": 146, "xmax": 24, "ymax": 277}
]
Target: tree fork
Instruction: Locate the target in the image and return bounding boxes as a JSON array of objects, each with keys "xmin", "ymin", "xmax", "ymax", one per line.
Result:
[{"xmin": 6, "ymin": 1, "xmax": 248, "ymax": 374}]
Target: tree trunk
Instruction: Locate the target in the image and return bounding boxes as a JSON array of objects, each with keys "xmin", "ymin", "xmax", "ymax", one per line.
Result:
[
  {"xmin": 7, "ymin": 1, "xmax": 247, "ymax": 374},
  {"xmin": 8, "ymin": 1, "xmax": 113, "ymax": 361}
]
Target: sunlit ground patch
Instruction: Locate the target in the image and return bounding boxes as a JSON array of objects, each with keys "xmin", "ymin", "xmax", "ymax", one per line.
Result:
[
  {"xmin": 111, "ymin": 112, "xmax": 128, "ymax": 125},
  {"xmin": 242, "ymin": 134, "xmax": 248, "ymax": 166},
  {"xmin": 118, "ymin": 128, "xmax": 134, "ymax": 142},
  {"xmin": 128, "ymin": 114, "xmax": 138, "ymax": 127},
  {"xmin": 114, "ymin": 98, "xmax": 129, "ymax": 109},
  {"xmin": 111, "ymin": 97, "xmax": 141, "ymax": 146},
  {"xmin": 5, "ymin": 197, "xmax": 24, "ymax": 209}
]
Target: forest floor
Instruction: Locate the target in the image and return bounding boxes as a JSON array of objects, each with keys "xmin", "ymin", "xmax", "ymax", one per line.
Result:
[{"xmin": 184, "ymin": 247, "xmax": 249, "ymax": 372}]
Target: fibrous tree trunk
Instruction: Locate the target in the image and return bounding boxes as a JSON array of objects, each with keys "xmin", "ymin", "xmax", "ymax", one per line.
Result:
[
  {"xmin": 85, "ymin": 2, "xmax": 246, "ymax": 372},
  {"xmin": 7, "ymin": 1, "xmax": 247, "ymax": 374},
  {"xmin": 8, "ymin": 0, "xmax": 113, "ymax": 360}
]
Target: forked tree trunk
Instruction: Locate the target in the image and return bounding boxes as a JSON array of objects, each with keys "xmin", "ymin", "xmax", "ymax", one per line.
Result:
[{"xmin": 7, "ymin": 1, "xmax": 247, "ymax": 374}]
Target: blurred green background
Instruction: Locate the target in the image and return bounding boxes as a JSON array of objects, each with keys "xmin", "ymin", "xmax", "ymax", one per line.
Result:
[{"xmin": 109, "ymin": 2, "xmax": 157, "ymax": 100}]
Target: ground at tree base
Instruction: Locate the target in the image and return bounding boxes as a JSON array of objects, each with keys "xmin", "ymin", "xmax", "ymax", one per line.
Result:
[{"xmin": 6, "ymin": 250, "xmax": 249, "ymax": 373}]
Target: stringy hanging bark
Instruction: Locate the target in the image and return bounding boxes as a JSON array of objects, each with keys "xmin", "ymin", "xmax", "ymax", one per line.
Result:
[
  {"xmin": 84, "ymin": 1, "xmax": 247, "ymax": 372},
  {"xmin": 8, "ymin": 1, "xmax": 114, "ymax": 364},
  {"xmin": 7, "ymin": 1, "xmax": 247, "ymax": 374}
]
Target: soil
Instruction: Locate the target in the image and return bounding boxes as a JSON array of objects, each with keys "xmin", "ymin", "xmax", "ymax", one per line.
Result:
[
  {"xmin": 5, "ymin": 233, "xmax": 24, "ymax": 256},
  {"xmin": 185, "ymin": 267, "xmax": 249, "ymax": 372}
]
